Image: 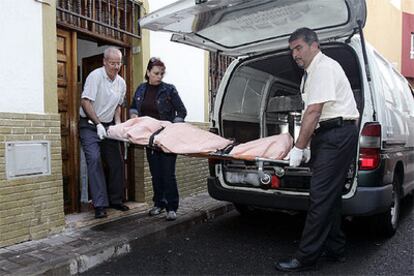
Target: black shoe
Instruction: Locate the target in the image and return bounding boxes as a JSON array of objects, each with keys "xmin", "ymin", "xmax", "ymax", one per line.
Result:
[
  {"xmin": 109, "ymin": 204, "xmax": 130, "ymax": 211},
  {"xmin": 94, "ymin": 207, "xmax": 107, "ymax": 219},
  {"xmin": 320, "ymin": 251, "xmax": 346, "ymax": 263},
  {"xmin": 275, "ymin": 258, "xmax": 316, "ymax": 272}
]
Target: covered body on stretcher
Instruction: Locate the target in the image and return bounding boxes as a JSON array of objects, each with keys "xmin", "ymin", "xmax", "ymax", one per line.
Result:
[{"xmin": 106, "ymin": 117, "xmax": 293, "ymax": 165}]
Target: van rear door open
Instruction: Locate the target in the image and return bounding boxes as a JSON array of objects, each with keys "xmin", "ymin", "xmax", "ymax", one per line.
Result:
[{"xmin": 140, "ymin": 0, "xmax": 367, "ymax": 57}]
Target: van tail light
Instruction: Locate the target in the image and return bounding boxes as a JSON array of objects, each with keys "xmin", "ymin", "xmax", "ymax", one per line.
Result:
[
  {"xmin": 271, "ymin": 175, "xmax": 280, "ymax": 189},
  {"xmin": 359, "ymin": 123, "xmax": 381, "ymax": 170}
]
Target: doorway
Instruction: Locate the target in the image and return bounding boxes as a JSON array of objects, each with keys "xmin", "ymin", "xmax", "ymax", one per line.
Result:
[{"xmin": 57, "ymin": 28, "xmax": 134, "ymax": 213}]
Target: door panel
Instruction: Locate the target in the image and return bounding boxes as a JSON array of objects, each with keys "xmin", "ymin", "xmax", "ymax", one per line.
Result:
[{"xmin": 57, "ymin": 28, "xmax": 80, "ymax": 213}]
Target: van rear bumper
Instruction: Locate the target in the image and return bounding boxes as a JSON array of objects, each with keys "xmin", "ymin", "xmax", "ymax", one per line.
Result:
[
  {"xmin": 342, "ymin": 184, "xmax": 393, "ymax": 215},
  {"xmin": 207, "ymin": 177, "xmax": 393, "ymax": 216}
]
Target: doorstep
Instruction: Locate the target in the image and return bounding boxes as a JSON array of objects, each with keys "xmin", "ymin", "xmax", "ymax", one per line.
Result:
[{"xmin": 65, "ymin": 202, "xmax": 149, "ymax": 229}]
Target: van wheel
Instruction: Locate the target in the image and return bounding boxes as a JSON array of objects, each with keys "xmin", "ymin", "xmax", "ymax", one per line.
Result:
[
  {"xmin": 373, "ymin": 177, "xmax": 401, "ymax": 237},
  {"xmin": 233, "ymin": 203, "xmax": 257, "ymax": 217}
]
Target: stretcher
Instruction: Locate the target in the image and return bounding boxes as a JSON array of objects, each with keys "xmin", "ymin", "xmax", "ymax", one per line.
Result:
[
  {"xmin": 114, "ymin": 135, "xmax": 290, "ymax": 163},
  {"xmin": 105, "ymin": 117, "xmax": 295, "ymax": 186},
  {"xmin": 115, "ymin": 137, "xmax": 292, "ymax": 186}
]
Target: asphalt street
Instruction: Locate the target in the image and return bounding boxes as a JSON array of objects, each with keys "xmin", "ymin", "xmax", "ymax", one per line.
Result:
[{"xmin": 83, "ymin": 195, "xmax": 413, "ymax": 275}]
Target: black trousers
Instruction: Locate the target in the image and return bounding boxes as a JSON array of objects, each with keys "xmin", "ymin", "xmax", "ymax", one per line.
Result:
[
  {"xmin": 146, "ymin": 148, "xmax": 179, "ymax": 212},
  {"xmin": 297, "ymin": 123, "xmax": 358, "ymax": 264}
]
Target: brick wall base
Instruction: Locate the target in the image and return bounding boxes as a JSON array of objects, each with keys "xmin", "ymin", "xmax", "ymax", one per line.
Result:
[{"xmin": 0, "ymin": 113, "xmax": 65, "ymax": 248}]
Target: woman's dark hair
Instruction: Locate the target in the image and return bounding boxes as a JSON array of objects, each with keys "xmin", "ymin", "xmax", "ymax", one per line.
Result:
[{"xmin": 145, "ymin": 57, "xmax": 166, "ymax": 81}]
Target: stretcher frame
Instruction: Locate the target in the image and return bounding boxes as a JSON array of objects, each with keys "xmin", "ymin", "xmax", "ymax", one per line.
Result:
[
  {"xmin": 110, "ymin": 136, "xmax": 288, "ymax": 163},
  {"xmin": 109, "ymin": 135, "xmax": 292, "ymax": 186}
]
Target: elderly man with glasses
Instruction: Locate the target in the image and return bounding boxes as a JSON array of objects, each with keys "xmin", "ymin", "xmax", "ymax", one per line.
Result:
[{"xmin": 79, "ymin": 47, "xmax": 129, "ymax": 219}]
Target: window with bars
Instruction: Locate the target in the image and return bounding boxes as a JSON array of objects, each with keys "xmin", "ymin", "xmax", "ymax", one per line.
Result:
[
  {"xmin": 57, "ymin": 0, "xmax": 142, "ymax": 43},
  {"xmin": 208, "ymin": 53, "xmax": 234, "ymax": 118}
]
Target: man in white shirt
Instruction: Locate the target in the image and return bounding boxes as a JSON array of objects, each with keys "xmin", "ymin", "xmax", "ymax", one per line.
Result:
[
  {"xmin": 79, "ymin": 47, "xmax": 129, "ymax": 219},
  {"xmin": 275, "ymin": 28, "xmax": 359, "ymax": 272}
]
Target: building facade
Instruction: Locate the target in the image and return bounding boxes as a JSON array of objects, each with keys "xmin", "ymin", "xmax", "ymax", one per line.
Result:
[
  {"xmin": 0, "ymin": 0, "xmax": 209, "ymax": 248},
  {"xmin": 365, "ymin": 0, "xmax": 414, "ymax": 85},
  {"xmin": 402, "ymin": 9, "xmax": 414, "ymax": 85}
]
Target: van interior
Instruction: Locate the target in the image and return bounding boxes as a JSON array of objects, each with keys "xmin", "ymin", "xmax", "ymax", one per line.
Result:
[{"xmin": 220, "ymin": 43, "xmax": 363, "ymax": 194}]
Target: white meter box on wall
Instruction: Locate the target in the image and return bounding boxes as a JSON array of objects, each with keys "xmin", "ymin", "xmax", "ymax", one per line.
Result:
[{"xmin": 5, "ymin": 141, "xmax": 51, "ymax": 179}]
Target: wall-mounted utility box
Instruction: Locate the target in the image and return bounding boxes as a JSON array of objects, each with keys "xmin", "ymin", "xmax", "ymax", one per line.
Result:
[{"xmin": 5, "ymin": 141, "xmax": 51, "ymax": 179}]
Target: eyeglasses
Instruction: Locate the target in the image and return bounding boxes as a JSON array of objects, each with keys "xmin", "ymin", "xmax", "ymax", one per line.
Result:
[
  {"xmin": 105, "ymin": 57, "xmax": 122, "ymax": 66},
  {"xmin": 107, "ymin": 61, "xmax": 122, "ymax": 67}
]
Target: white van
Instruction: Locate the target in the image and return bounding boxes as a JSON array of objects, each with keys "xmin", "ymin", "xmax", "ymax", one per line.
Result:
[{"xmin": 141, "ymin": 0, "xmax": 414, "ymax": 237}]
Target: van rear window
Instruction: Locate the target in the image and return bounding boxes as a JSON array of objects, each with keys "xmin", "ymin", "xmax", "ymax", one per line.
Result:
[
  {"xmin": 197, "ymin": 0, "xmax": 349, "ymax": 48},
  {"xmin": 222, "ymin": 67, "xmax": 266, "ymax": 119}
]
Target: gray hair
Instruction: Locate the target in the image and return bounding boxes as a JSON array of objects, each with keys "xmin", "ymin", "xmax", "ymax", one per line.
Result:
[
  {"xmin": 104, "ymin": 47, "xmax": 122, "ymax": 59},
  {"xmin": 288, "ymin": 27, "xmax": 319, "ymax": 47}
]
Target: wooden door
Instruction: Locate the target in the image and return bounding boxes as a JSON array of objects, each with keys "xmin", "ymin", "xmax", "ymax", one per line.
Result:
[{"xmin": 57, "ymin": 28, "xmax": 80, "ymax": 213}]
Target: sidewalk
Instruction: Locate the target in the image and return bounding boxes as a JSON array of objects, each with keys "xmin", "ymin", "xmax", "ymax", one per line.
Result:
[{"xmin": 0, "ymin": 193, "xmax": 233, "ymax": 276}]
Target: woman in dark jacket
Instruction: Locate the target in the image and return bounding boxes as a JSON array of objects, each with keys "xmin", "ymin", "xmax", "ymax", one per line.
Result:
[{"xmin": 129, "ymin": 57, "xmax": 187, "ymax": 221}]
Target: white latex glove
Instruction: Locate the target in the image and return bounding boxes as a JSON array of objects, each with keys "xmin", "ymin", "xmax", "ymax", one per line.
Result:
[
  {"xmin": 303, "ymin": 148, "xmax": 311, "ymax": 163},
  {"xmin": 289, "ymin": 146, "xmax": 304, "ymax": 167},
  {"xmin": 96, "ymin": 123, "xmax": 107, "ymax": 140}
]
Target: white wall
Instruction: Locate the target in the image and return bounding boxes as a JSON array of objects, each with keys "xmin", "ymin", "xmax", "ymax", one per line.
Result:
[
  {"xmin": 390, "ymin": 0, "xmax": 401, "ymax": 10},
  {"xmin": 0, "ymin": 1, "xmax": 44, "ymax": 113},
  {"xmin": 148, "ymin": 0, "xmax": 207, "ymax": 122}
]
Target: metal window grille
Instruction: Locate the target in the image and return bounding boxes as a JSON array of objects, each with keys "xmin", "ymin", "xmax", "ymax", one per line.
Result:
[
  {"xmin": 57, "ymin": 0, "xmax": 142, "ymax": 43},
  {"xmin": 208, "ymin": 52, "xmax": 234, "ymax": 119}
]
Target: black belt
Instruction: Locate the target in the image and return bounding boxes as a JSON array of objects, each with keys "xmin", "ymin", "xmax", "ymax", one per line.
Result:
[
  {"xmin": 80, "ymin": 117, "xmax": 113, "ymax": 127},
  {"xmin": 316, "ymin": 117, "xmax": 356, "ymax": 133},
  {"xmin": 343, "ymin": 120, "xmax": 357, "ymax": 125}
]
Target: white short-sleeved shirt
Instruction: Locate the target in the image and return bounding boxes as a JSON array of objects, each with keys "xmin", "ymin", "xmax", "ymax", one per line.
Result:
[
  {"xmin": 79, "ymin": 67, "xmax": 126, "ymax": 123},
  {"xmin": 301, "ymin": 52, "xmax": 359, "ymax": 121}
]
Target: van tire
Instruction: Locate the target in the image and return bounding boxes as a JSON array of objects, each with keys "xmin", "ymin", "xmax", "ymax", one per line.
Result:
[{"xmin": 372, "ymin": 176, "xmax": 401, "ymax": 237}]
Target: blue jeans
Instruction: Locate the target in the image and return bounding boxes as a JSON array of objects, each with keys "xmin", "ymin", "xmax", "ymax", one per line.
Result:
[{"xmin": 146, "ymin": 148, "xmax": 179, "ymax": 212}]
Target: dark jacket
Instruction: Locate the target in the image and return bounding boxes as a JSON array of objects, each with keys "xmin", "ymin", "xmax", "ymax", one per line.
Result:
[{"xmin": 129, "ymin": 82, "xmax": 187, "ymax": 123}]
